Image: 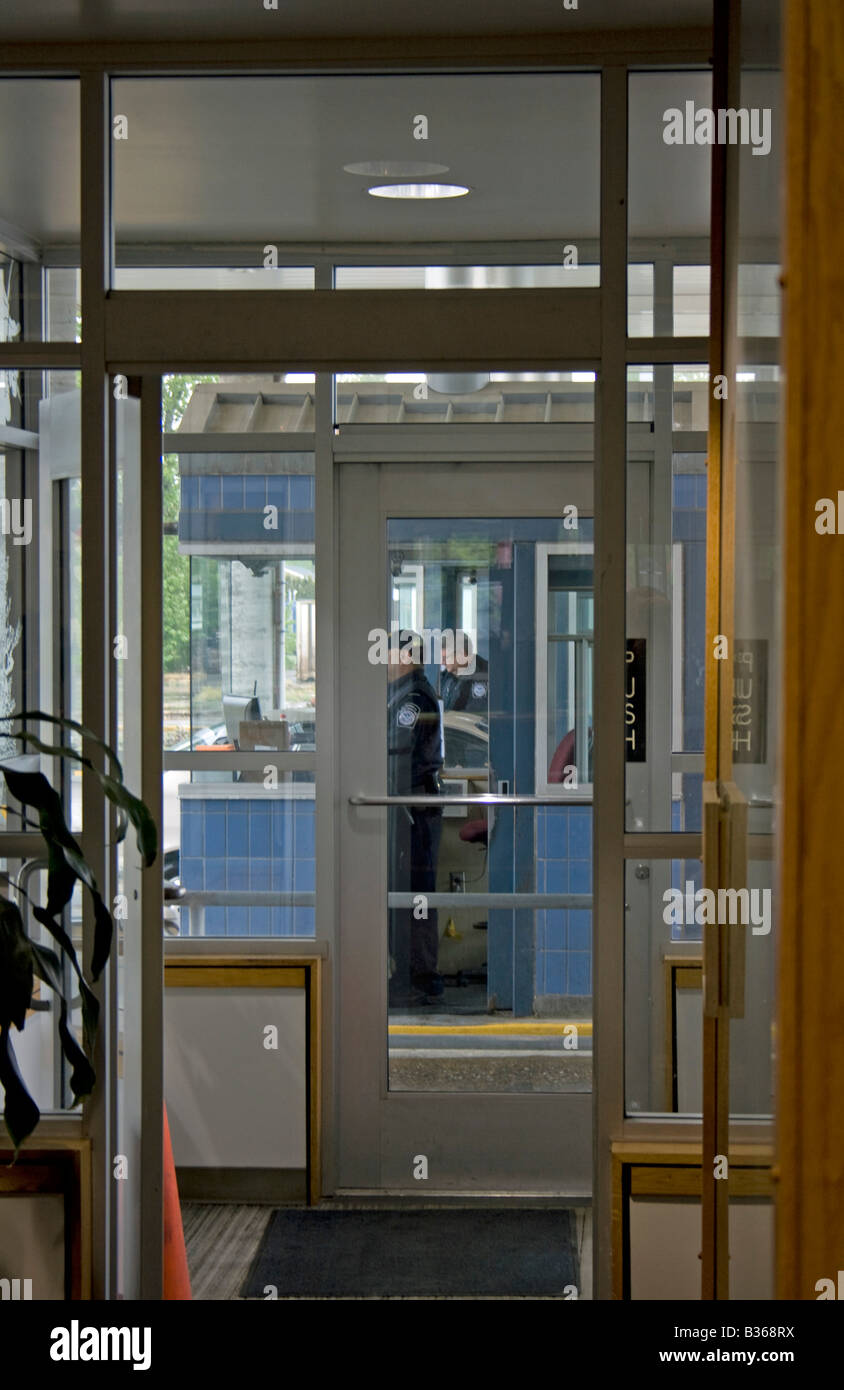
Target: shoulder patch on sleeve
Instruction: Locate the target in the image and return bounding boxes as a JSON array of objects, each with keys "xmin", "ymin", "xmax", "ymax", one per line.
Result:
[{"xmin": 397, "ymin": 701, "xmax": 420, "ymax": 729}]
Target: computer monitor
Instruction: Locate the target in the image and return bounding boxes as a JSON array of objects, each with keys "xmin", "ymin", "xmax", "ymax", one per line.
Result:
[{"xmin": 222, "ymin": 692, "xmax": 261, "ymax": 747}]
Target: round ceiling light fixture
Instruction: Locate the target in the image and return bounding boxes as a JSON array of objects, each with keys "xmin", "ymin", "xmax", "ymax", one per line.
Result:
[
  {"xmin": 367, "ymin": 183, "xmax": 470, "ymax": 200},
  {"xmin": 344, "ymin": 159, "xmax": 449, "ymax": 177}
]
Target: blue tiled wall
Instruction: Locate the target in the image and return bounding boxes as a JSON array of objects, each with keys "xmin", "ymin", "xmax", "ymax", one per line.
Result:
[
  {"xmin": 535, "ymin": 805, "xmax": 593, "ymax": 997},
  {"xmin": 180, "ymin": 797, "xmax": 315, "ymax": 936},
  {"xmin": 179, "ymin": 474, "xmax": 315, "ymax": 544}
]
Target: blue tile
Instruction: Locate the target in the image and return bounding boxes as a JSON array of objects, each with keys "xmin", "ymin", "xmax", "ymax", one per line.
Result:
[
  {"xmin": 266, "ymin": 475, "xmax": 289, "ymax": 511},
  {"xmin": 205, "ymin": 906, "xmax": 226, "ymax": 933},
  {"xmin": 569, "ymin": 860, "xmax": 592, "ymax": 895},
  {"xmin": 545, "ymin": 953, "xmax": 566, "ymax": 995},
  {"xmin": 545, "ymin": 860, "xmax": 568, "ymax": 894},
  {"xmin": 222, "ymin": 475, "xmax": 244, "ymax": 511},
  {"xmin": 180, "ymin": 475, "xmax": 200, "ymax": 511},
  {"xmin": 273, "ymin": 906, "xmax": 295, "ymax": 935},
  {"xmin": 568, "ymin": 952, "xmax": 592, "ymax": 995},
  {"xmin": 227, "ymin": 906, "xmax": 249, "ymax": 935},
  {"xmin": 536, "ymin": 911, "xmax": 546, "ymax": 950},
  {"xmin": 227, "ymin": 811, "xmax": 249, "ymax": 856},
  {"xmin": 250, "ymin": 858, "xmax": 271, "ymax": 890},
  {"xmin": 535, "ymin": 951, "xmax": 546, "ymax": 993},
  {"xmin": 568, "ymin": 809, "xmax": 592, "ymax": 860},
  {"xmin": 180, "ymin": 857, "xmax": 203, "ymax": 888},
  {"xmin": 569, "ymin": 910, "xmax": 592, "ymax": 951},
  {"xmin": 227, "ymin": 858, "xmax": 249, "ymax": 891},
  {"xmin": 695, "ymin": 473, "xmax": 708, "ymax": 509},
  {"xmin": 244, "ymin": 476, "xmax": 267, "ymax": 510},
  {"xmin": 198, "ymin": 475, "xmax": 222, "ymax": 512},
  {"xmin": 289, "ymin": 475, "xmax": 313, "ymax": 511},
  {"xmin": 294, "ymin": 858, "xmax": 315, "ymax": 892},
  {"xmin": 205, "ymin": 811, "xmax": 226, "ymax": 857},
  {"xmin": 272, "ymin": 809, "xmax": 293, "ymax": 857},
  {"xmin": 249, "ymin": 806, "xmax": 271, "ymax": 856},
  {"xmin": 181, "ymin": 815, "xmax": 204, "ymax": 858},
  {"xmin": 536, "ymin": 861, "xmax": 546, "ymax": 893},
  {"xmin": 673, "ymin": 474, "xmax": 696, "ymax": 509},
  {"xmin": 545, "ymin": 910, "xmax": 565, "ymax": 951},
  {"xmin": 249, "ymin": 908, "xmax": 271, "ymax": 935},
  {"xmin": 272, "ymin": 858, "xmax": 294, "ymax": 891},
  {"xmin": 545, "ymin": 809, "xmax": 568, "ymax": 858},
  {"xmin": 294, "ymin": 810, "xmax": 315, "ymax": 858},
  {"xmin": 205, "ymin": 858, "xmax": 226, "ymax": 891},
  {"xmin": 293, "ymin": 908, "xmax": 315, "ymax": 936}
]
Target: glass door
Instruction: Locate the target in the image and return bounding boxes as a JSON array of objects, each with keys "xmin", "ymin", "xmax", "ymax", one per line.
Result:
[{"xmin": 338, "ymin": 459, "xmax": 593, "ymax": 1193}]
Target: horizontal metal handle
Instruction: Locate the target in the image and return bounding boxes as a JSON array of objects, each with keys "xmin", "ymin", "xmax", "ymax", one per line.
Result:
[{"xmin": 349, "ymin": 794, "xmax": 588, "ymax": 807}]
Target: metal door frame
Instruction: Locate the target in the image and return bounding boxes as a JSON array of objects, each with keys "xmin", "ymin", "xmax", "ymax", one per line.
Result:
[{"xmin": 337, "ymin": 458, "xmax": 594, "ymax": 1198}]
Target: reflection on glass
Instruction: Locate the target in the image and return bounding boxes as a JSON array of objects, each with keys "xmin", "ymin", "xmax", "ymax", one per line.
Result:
[
  {"xmin": 625, "ymin": 858, "xmax": 775, "ymax": 1119},
  {"xmin": 385, "ymin": 517, "xmax": 594, "ymax": 1094},
  {"xmin": 161, "ymin": 376, "xmax": 316, "ymax": 939},
  {"xmin": 335, "ymin": 265, "xmax": 600, "ymax": 290},
  {"xmin": 626, "ymin": 367, "xmax": 707, "ymax": 833},
  {"xmin": 335, "ymin": 371, "xmax": 596, "ymax": 426}
]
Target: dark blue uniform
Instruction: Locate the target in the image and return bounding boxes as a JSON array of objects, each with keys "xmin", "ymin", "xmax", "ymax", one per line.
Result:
[
  {"xmin": 439, "ymin": 655, "xmax": 489, "ymax": 715},
  {"xmin": 387, "ymin": 668, "xmax": 443, "ymax": 1003}
]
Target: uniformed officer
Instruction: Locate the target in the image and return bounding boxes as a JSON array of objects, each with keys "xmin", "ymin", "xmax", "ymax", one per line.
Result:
[
  {"xmin": 439, "ymin": 631, "xmax": 489, "ymax": 715},
  {"xmin": 387, "ymin": 630, "xmax": 444, "ymax": 1007}
]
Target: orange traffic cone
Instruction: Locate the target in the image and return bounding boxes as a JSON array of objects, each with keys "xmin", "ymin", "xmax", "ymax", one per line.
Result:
[{"xmin": 163, "ymin": 1104, "xmax": 192, "ymax": 1300}]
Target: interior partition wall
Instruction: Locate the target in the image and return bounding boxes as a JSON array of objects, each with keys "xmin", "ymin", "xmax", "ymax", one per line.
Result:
[{"xmin": 0, "ymin": 21, "xmax": 773, "ymax": 1302}]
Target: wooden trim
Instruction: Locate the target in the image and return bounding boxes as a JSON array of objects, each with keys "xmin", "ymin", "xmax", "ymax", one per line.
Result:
[
  {"xmin": 163, "ymin": 954, "xmax": 322, "ymax": 1205},
  {"xmin": 611, "ymin": 1141, "xmax": 774, "ymax": 1300},
  {"xmin": 165, "ymin": 966, "xmax": 306, "ymax": 988},
  {"xmin": 0, "ymin": 1139, "xmax": 92, "ymax": 1299},
  {"xmin": 777, "ymin": 0, "xmax": 844, "ymax": 1300},
  {"xmin": 631, "ymin": 1167, "xmax": 773, "ymax": 1199}
]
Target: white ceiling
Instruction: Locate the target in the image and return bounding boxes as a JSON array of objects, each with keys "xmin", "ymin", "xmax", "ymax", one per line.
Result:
[
  {"xmin": 0, "ymin": 69, "xmax": 781, "ymax": 251},
  {"xmin": 0, "ymin": 0, "xmax": 712, "ymax": 42}
]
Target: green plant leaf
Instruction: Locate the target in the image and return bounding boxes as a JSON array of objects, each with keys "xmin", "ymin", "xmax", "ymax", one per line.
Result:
[
  {"xmin": 6, "ymin": 710, "xmax": 124, "ymax": 782},
  {"xmin": 99, "ymin": 774, "xmax": 158, "ymax": 867},
  {"xmin": 0, "ymin": 898, "xmax": 34, "ymax": 1032},
  {"xmin": 57, "ymin": 1000, "xmax": 95, "ymax": 1104},
  {"xmin": 90, "ymin": 893, "xmax": 114, "ymax": 983},
  {"xmin": 0, "ymin": 1024, "xmax": 40, "ymax": 1153},
  {"xmin": 29, "ymin": 940, "xmax": 64, "ymax": 996},
  {"xmin": 32, "ymin": 908, "xmax": 99, "ymax": 1055}
]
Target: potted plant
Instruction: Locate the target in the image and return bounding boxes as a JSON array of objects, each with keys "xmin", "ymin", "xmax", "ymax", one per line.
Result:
[{"xmin": 0, "ymin": 711, "xmax": 156, "ymax": 1152}]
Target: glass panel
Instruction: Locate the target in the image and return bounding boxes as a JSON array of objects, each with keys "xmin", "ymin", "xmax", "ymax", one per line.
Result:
[
  {"xmin": 385, "ymin": 515, "xmax": 594, "ymax": 1094},
  {"xmin": 113, "ymin": 266, "xmax": 313, "ymax": 290},
  {"xmin": 628, "ymin": 71, "xmax": 712, "ymax": 338},
  {"xmin": 626, "ymin": 366, "xmax": 708, "ymax": 833},
  {"xmin": 0, "ymin": 81, "xmax": 80, "ymax": 340},
  {"xmin": 162, "ymin": 374, "xmax": 315, "ymax": 938},
  {"xmin": 335, "ymin": 265, "xmax": 599, "ymax": 290},
  {"xmin": 0, "ymin": 369, "xmax": 80, "ymax": 831},
  {"xmin": 111, "ymin": 74, "xmax": 601, "ymax": 280},
  {"xmin": 624, "ymin": 858, "xmax": 774, "ymax": 1119},
  {"xmin": 335, "ymin": 370, "xmax": 597, "ymax": 426}
]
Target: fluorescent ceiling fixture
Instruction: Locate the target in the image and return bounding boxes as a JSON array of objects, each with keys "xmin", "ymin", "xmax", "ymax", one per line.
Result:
[
  {"xmin": 736, "ymin": 372, "xmax": 756, "ymax": 381},
  {"xmin": 571, "ymin": 372, "xmax": 596, "ymax": 382},
  {"xmin": 384, "ymin": 373, "xmax": 427, "ymax": 383},
  {"xmin": 284, "ymin": 373, "xmax": 315, "ymax": 384},
  {"xmin": 344, "ymin": 160, "xmax": 449, "ymax": 177},
  {"xmin": 367, "ymin": 183, "xmax": 470, "ymax": 200}
]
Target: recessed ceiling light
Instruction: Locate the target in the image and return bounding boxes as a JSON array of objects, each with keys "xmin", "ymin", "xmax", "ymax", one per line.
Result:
[
  {"xmin": 344, "ymin": 160, "xmax": 449, "ymax": 177},
  {"xmin": 367, "ymin": 183, "xmax": 470, "ymax": 200}
]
